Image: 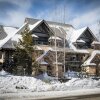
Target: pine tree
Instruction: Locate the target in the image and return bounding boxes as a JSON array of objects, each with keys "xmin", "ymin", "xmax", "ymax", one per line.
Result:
[{"xmin": 14, "ymin": 25, "xmax": 35, "ymax": 75}]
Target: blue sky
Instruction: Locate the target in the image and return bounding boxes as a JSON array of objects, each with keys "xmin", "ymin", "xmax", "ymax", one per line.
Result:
[{"xmin": 0, "ymin": 0, "xmax": 100, "ymax": 29}]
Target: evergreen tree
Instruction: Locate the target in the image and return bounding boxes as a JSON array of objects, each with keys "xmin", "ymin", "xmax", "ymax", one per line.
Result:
[{"xmin": 14, "ymin": 26, "xmax": 35, "ymax": 75}]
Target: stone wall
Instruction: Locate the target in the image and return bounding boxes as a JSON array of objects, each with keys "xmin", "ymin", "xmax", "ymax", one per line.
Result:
[{"xmin": 83, "ymin": 66, "xmax": 96, "ymax": 75}]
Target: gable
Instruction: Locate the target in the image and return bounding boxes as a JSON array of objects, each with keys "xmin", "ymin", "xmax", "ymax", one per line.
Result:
[
  {"xmin": 32, "ymin": 22, "xmax": 51, "ymax": 37},
  {"xmin": 29, "ymin": 20, "xmax": 54, "ymax": 37},
  {"xmin": 73, "ymin": 28, "xmax": 97, "ymax": 49},
  {"xmin": 69, "ymin": 27, "xmax": 97, "ymax": 44},
  {"xmin": 68, "ymin": 27, "xmax": 87, "ymax": 43},
  {"xmin": 77, "ymin": 27, "xmax": 97, "ymax": 42}
]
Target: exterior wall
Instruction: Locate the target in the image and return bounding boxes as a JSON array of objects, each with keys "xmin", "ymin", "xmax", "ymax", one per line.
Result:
[
  {"xmin": 92, "ymin": 44, "xmax": 100, "ymax": 50},
  {"xmin": 83, "ymin": 66, "xmax": 96, "ymax": 75},
  {"xmin": 97, "ymin": 65, "xmax": 100, "ymax": 75},
  {"xmin": 58, "ymin": 65, "xmax": 63, "ymax": 77},
  {"xmin": 49, "ymin": 40, "xmax": 64, "ymax": 47},
  {"xmin": 32, "ymin": 68, "xmax": 36, "ymax": 76},
  {"xmin": 51, "ymin": 65, "xmax": 63, "ymax": 78},
  {"xmin": 65, "ymin": 53, "xmax": 86, "ymax": 72},
  {"xmin": 40, "ymin": 65, "xmax": 47, "ymax": 72},
  {"xmin": 91, "ymin": 54, "xmax": 100, "ymax": 76},
  {"xmin": 32, "ymin": 65, "xmax": 47, "ymax": 76},
  {"xmin": 44, "ymin": 51, "xmax": 89, "ymax": 77}
]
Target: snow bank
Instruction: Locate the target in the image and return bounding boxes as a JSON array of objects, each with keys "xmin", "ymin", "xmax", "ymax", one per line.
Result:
[
  {"xmin": 0, "ymin": 75, "xmax": 52, "ymax": 93},
  {"xmin": 64, "ymin": 71, "xmax": 80, "ymax": 79},
  {"xmin": 0, "ymin": 74, "xmax": 100, "ymax": 93},
  {"xmin": 0, "ymin": 70, "xmax": 10, "ymax": 76},
  {"xmin": 35, "ymin": 72, "xmax": 56, "ymax": 81}
]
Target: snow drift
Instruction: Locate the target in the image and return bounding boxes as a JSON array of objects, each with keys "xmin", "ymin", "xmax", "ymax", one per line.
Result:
[
  {"xmin": 0, "ymin": 73, "xmax": 100, "ymax": 94},
  {"xmin": 0, "ymin": 70, "xmax": 10, "ymax": 76}
]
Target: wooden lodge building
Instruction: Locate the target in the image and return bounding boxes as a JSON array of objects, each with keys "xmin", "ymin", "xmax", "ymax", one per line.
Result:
[{"xmin": 0, "ymin": 18, "xmax": 100, "ymax": 77}]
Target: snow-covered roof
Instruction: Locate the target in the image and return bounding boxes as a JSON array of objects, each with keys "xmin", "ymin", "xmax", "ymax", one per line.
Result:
[
  {"xmin": 38, "ymin": 45, "xmax": 53, "ymax": 52},
  {"xmin": 11, "ymin": 34, "xmax": 22, "ymax": 42},
  {"xmin": 11, "ymin": 27, "xmax": 38, "ymax": 43},
  {"xmin": 84, "ymin": 63, "xmax": 96, "ymax": 66},
  {"xmin": 69, "ymin": 42, "xmax": 89, "ymax": 53},
  {"xmin": 67, "ymin": 27, "xmax": 98, "ymax": 50},
  {"xmin": 11, "ymin": 20, "xmax": 53, "ymax": 44},
  {"xmin": 3, "ymin": 26, "xmax": 18, "ymax": 35},
  {"xmin": 34, "ymin": 45, "xmax": 53, "ymax": 51},
  {"xmin": 66, "ymin": 27, "xmax": 88, "ymax": 50},
  {"xmin": 29, "ymin": 19, "xmax": 54, "ymax": 37},
  {"xmin": 82, "ymin": 50, "xmax": 100, "ymax": 66},
  {"xmin": 32, "ymin": 34, "xmax": 38, "ymax": 38},
  {"xmin": 50, "ymin": 26, "xmax": 67, "ymax": 39},
  {"xmin": 36, "ymin": 51, "xmax": 49, "ymax": 62},
  {"xmin": 0, "ymin": 23, "xmax": 27, "ymax": 49},
  {"xmin": 76, "ymin": 39, "xmax": 85, "ymax": 43},
  {"xmin": 11, "ymin": 20, "xmax": 44, "ymax": 44},
  {"xmin": 68, "ymin": 27, "xmax": 87, "ymax": 43},
  {"xmin": 34, "ymin": 45, "xmax": 42, "ymax": 50},
  {"xmin": 53, "ymin": 62, "xmax": 63, "ymax": 65},
  {"xmin": 40, "ymin": 61, "xmax": 48, "ymax": 65},
  {"xmin": 92, "ymin": 41, "xmax": 100, "ymax": 45},
  {"xmin": 29, "ymin": 20, "xmax": 43, "ymax": 31},
  {"xmin": 25, "ymin": 17, "xmax": 74, "ymax": 30},
  {"xmin": 0, "ymin": 27, "xmax": 18, "ymax": 48},
  {"xmin": 74, "ymin": 49, "xmax": 89, "ymax": 54},
  {"xmin": 48, "ymin": 36, "xmax": 62, "ymax": 41}
]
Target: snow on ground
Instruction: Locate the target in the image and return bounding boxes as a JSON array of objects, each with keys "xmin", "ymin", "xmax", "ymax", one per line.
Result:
[
  {"xmin": 0, "ymin": 71, "xmax": 100, "ymax": 94},
  {"xmin": 64, "ymin": 70, "xmax": 80, "ymax": 79},
  {"xmin": 1, "ymin": 88, "xmax": 100, "ymax": 100},
  {"xmin": 0, "ymin": 69, "xmax": 11, "ymax": 76},
  {"xmin": 35, "ymin": 72, "xmax": 57, "ymax": 81}
]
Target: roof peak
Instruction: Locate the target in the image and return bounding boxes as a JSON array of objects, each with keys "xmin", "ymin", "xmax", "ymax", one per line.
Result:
[{"xmin": 25, "ymin": 17, "xmax": 74, "ymax": 28}]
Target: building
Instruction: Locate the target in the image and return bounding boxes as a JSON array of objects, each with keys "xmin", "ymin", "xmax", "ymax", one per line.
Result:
[{"xmin": 0, "ymin": 18, "xmax": 100, "ymax": 77}]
